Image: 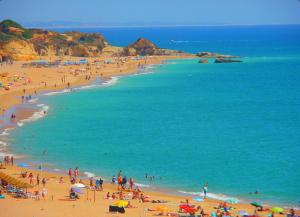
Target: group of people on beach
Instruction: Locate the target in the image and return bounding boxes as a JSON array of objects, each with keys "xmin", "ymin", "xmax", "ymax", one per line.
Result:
[
  {"xmin": 89, "ymin": 177, "xmax": 104, "ymax": 191},
  {"xmin": 10, "ymin": 113, "xmax": 16, "ymax": 121},
  {"xmin": 18, "ymin": 170, "xmax": 48, "ymax": 200},
  {"xmin": 111, "ymin": 170, "xmax": 135, "ymax": 191},
  {"xmin": 3, "ymin": 155, "xmax": 13, "ymax": 165},
  {"xmin": 20, "ymin": 171, "xmax": 47, "ymax": 187},
  {"xmin": 68, "ymin": 167, "xmax": 80, "ymax": 183}
]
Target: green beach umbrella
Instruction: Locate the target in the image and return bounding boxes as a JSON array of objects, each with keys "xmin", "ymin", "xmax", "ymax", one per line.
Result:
[
  {"xmin": 250, "ymin": 202, "xmax": 263, "ymax": 208},
  {"xmin": 271, "ymin": 207, "xmax": 284, "ymax": 213}
]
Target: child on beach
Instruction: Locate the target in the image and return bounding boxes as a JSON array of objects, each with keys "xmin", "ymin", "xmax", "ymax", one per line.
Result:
[
  {"xmin": 34, "ymin": 190, "xmax": 40, "ymax": 200},
  {"xmin": 42, "ymin": 188, "xmax": 47, "ymax": 200},
  {"xmin": 106, "ymin": 192, "xmax": 111, "ymax": 199}
]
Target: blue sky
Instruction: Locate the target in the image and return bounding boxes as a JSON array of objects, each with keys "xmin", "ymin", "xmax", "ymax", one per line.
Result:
[{"xmin": 0, "ymin": 0, "xmax": 300, "ymax": 26}]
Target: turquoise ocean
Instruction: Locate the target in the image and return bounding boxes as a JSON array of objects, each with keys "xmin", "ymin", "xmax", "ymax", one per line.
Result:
[{"xmin": 1, "ymin": 25, "xmax": 300, "ymax": 206}]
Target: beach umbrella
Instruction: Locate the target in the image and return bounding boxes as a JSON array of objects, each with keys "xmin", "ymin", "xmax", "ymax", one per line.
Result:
[
  {"xmin": 18, "ymin": 163, "xmax": 29, "ymax": 167},
  {"xmin": 238, "ymin": 210, "xmax": 249, "ymax": 216},
  {"xmin": 193, "ymin": 197, "xmax": 204, "ymax": 202},
  {"xmin": 72, "ymin": 183, "xmax": 85, "ymax": 188},
  {"xmin": 271, "ymin": 207, "xmax": 284, "ymax": 213},
  {"xmin": 225, "ymin": 198, "xmax": 239, "ymax": 204},
  {"xmin": 250, "ymin": 202, "xmax": 263, "ymax": 208},
  {"xmin": 156, "ymin": 206, "xmax": 169, "ymax": 212},
  {"xmin": 71, "ymin": 187, "xmax": 85, "ymax": 194},
  {"xmin": 114, "ymin": 200, "xmax": 128, "ymax": 207}
]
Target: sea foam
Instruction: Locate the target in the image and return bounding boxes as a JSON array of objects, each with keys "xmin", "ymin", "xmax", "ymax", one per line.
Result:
[
  {"xmin": 102, "ymin": 77, "xmax": 118, "ymax": 86},
  {"xmin": 84, "ymin": 171, "xmax": 96, "ymax": 178},
  {"xmin": 178, "ymin": 190, "xmax": 240, "ymax": 203},
  {"xmin": 135, "ymin": 182, "xmax": 151, "ymax": 188},
  {"xmin": 17, "ymin": 105, "xmax": 49, "ymax": 127}
]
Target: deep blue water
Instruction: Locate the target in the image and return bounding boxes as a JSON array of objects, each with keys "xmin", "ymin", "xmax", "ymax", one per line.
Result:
[
  {"xmin": 52, "ymin": 25, "xmax": 300, "ymax": 56},
  {"xmin": 2, "ymin": 25, "xmax": 300, "ymax": 206}
]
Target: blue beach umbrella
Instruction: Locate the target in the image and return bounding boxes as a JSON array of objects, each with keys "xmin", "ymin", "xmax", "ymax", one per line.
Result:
[
  {"xmin": 225, "ymin": 198, "xmax": 239, "ymax": 204},
  {"xmin": 193, "ymin": 197, "xmax": 204, "ymax": 202},
  {"xmin": 18, "ymin": 163, "xmax": 29, "ymax": 167}
]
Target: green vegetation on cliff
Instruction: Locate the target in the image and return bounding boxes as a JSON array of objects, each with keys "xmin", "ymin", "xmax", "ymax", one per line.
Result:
[{"xmin": 0, "ymin": 19, "xmax": 33, "ymax": 40}]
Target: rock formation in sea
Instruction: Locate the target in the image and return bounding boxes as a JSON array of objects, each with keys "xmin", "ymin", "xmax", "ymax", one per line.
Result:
[
  {"xmin": 196, "ymin": 52, "xmax": 240, "ymax": 59},
  {"xmin": 214, "ymin": 58, "xmax": 243, "ymax": 63},
  {"xmin": 125, "ymin": 37, "xmax": 185, "ymax": 56},
  {"xmin": 199, "ymin": 59, "xmax": 209, "ymax": 63}
]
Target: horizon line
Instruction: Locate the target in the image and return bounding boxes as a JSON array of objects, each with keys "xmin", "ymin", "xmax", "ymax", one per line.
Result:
[{"xmin": 21, "ymin": 23, "xmax": 300, "ymax": 29}]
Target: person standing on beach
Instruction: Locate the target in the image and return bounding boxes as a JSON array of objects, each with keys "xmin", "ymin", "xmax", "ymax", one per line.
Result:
[
  {"xmin": 117, "ymin": 174, "xmax": 122, "ymax": 190},
  {"xmin": 122, "ymin": 176, "xmax": 127, "ymax": 189},
  {"xmin": 203, "ymin": 182, "xmax": 208, "ymax": 199},
  {"xmin": 74, "ymin": 167, "xmax": 79, "ymax": 178},
  {"xmin": 99, "ymin": 178, "xmax": 103, "ymax": 191},
  {"xmin": 111, "ymin": 175, "xmax": 116, "ymax": 184},
  {"xmin": 42, "ymin": 178, "xmax": 46, "ymax": 188},
  {"xmin": 118, "ymin": 170, "xmax": 122, "ymax": 177},
  {"xmin": 29, "ymin": 173, "xmax": 34, "ymax": 185},
  {"xmin": 68, "ymin": 168, "xmax": 73, "ymax": 178},
  {"xmin": 89, "ymin": 177, "xmax": 94, "ymax": 187},
  {"xmin": 129, "ymin": 178, "xmax": 134, "ymax": 190},
  {"xmin": 10, "ymin": 156, "xmax": 13, "ymax": 165},
  {"xmin": 36, "ymin": 174, "xmax": 40, "ymax": 186}
]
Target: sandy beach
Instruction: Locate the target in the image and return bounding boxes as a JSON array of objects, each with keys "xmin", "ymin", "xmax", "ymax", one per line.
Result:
[{"xmin": 1, "ymin": 164, "xmax": 291, "ymax": 217}]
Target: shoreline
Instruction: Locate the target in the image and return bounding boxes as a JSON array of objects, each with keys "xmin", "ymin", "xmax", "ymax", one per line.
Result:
[
  {"xmin": 1, "ymin": 163, "xmax": 299, "ymax": 217},
  {"xmin": 0, "ymin": 55, "xmax": 189, "ymax": 131},
  {"xmin": 0, "ymin": 55, "xmax": 299, "ymax": 216}
]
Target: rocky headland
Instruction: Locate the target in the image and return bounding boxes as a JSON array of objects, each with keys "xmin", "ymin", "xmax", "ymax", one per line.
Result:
[{"xmin": 0, "ymin": 20, "xmax": 187, "ymax": 61}]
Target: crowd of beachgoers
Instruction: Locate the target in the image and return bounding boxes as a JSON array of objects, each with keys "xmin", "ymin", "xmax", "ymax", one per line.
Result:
[{"xmin": 0, "ymin": 158, "xmax": 299, "ymax": 217}]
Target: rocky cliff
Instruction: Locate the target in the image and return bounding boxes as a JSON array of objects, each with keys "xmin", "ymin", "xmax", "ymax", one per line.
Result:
[
  {"xmin": 0, "ymin": 39, "xmax": 37, "ymax": 60},
  {"xmin": 0, "ymin": 20, "xmax": 108, "ymax": 60}
]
